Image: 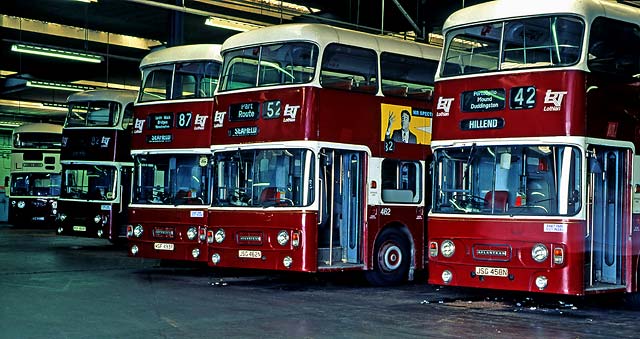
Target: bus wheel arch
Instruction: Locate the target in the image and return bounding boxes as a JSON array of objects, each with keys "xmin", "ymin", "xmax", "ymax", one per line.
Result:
[{"xmin": 365, "ymin": 224, "xmax": 414, "ymax": 286}]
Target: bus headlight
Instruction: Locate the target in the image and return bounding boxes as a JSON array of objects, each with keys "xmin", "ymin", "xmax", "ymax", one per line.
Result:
[
  {"xmin": 133, "ymin": 224, "xmax": 144, "ymax": 238},
  {"xmin": 192, "ymin": 248, "xmax": 200, "ymax": 259},
  {"xmin": 283, "ymin": 256, "xmax": 293, "ymax": 268},
  {"xmin": 214, "ymin": 229, "xmax": 225, "ymax": 243},
  {"xmin": 58, "ymin": 213, "xmax": 67, "ymax": 222},
  {"xmin": 51, "ymin": 201, "xmax": 57, "ymax": 209},
  {"xmin": 277, "ymin": 230, "xmax": 290, "ymax": 246},
  {"xmin": 17, "ymin": 201, "xmax": 25, "ymax": 209},
  {"xmin": 130, "ymin": 245, "xmax": 139, "ymax": 255},
  {"xmin": 531, "ymin": 244, "xmax": 548, "ymax": 262},
  {"xmin": 441, "ymin": 240, "xmax": 455, "ymax": 258},
  {"xmin": 94, "ymin": 215, "xmax": 102, "ymax": 224},
  {"xmin": 187, "ymin": 227, "xmax": 198, "ymax": 240}
]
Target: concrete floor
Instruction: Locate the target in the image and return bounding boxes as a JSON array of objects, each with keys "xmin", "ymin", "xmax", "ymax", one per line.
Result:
[{"xmin": 1, "ymin": 223, "xmax": 639, "ymax": 338}]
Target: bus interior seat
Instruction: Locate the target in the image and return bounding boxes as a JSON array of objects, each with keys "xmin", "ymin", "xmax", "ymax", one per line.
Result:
[
  {"xmin": 259, "ymin": 187, "xmax": 278, "ymax": 203},
  {"xmin": 484, "ymin": 190, "xmax": 509, "ymax": 212},
  {"xmin": 320, "ymin": 75, "xmax": 354, "ymax": 90}
]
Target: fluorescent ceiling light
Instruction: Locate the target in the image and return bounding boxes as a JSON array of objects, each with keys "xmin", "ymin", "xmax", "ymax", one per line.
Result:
[
  {"xmin": 26, "ymin": 80, "xmax": 95, "ymax": 92},
  {"xmin": 204, "ymin": 17, "xmax": 263, "ymax": 32},
  {"xmin": 11, "ymin": 43, "xmax": 104, "ymax": 63},
  {"xmin": 74, "ymin": 0, "xmax": 98, "ymax": 3},
  {"xmin": 0, "ymin": 99, "xmax": 68, "ymax": 112}
]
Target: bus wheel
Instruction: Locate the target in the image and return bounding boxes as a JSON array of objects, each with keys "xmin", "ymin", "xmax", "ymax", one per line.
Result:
[{"xmin": 365, "ymin": 228, "xmax": 410, "ymax": 286}]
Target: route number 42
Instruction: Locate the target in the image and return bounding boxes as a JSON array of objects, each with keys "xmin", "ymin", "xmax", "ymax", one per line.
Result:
[{"xmin": 510, "ymin": 86, "xmax": 536, "ymax": 110}]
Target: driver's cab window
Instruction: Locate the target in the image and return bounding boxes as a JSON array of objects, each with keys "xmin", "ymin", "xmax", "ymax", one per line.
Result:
[{"xmin": 381, "ymin": 159, "xmax": 421, "ymax": 203}]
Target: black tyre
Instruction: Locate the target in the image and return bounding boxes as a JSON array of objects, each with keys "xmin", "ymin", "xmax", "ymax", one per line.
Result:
[{"xmin": 365, "ymin": 228, "xmax": 410, "ymax": 286}]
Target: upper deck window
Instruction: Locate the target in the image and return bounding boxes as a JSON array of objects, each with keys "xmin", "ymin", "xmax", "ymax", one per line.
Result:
[
  {"xmin": 588, "ymin": 17, "xmax": 640, "ymax": 78},
  {"xmin": 13, "ymin": 132, "xmax": 61, "ymax": 149},
  {"xmin": 219, "ymin": 42, "xmax": 318, "ymax": 91},
  {"xmin": 381, "ymin": 52, "xmax": 436, "ymax": 99},
  {"xmin": 441, "ymin": 16, "xmax": 584, "ymax": 77},
  {"xmin": 139, "ymin": 61, "xmax": 221, "ymax": 102},
  {"xmin": 66, "ymin": 101, "xmax": 121, "ymax": 127},
  {"xmin": 320, "ymin": 44, "xmax": 377, "ymax": 93}
]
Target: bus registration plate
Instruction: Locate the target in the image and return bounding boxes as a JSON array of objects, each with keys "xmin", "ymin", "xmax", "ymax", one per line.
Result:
[
  {"xmin": 475, "ymin": 266, "xmax": 508, "ymax": 277},
  {"xmin": 238, "ymin": 250, "xmax": 262, "ymax": 258},
  {"xmin": 154, "ymin": 242, "xmax": 174, "ymax": 251},
  {"xmin": 73, "ymin": 226, "xmax": 86, "ymax": 232}
]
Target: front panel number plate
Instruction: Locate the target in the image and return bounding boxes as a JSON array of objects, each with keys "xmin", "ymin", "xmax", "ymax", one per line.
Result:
[
  {"xmin": 475, "ymin": 266, "xmax": 508, "ymax": 277},
  {"xmin": 73, "ymin": 226, "xmax": 87, "ymax": 232},
  {"xmin": 154, "ymin": 242, "xmax": 175, "ymax": 251},
  {"xmin": 238, "ymin": 250, "xmax": 262, "ymax": 259}
]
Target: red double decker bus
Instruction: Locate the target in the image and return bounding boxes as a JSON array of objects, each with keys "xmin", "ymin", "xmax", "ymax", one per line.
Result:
[
  {"xmin": 428, "ymin": 0, "xmax": 640, "ymax": 302},
  {"xmin": 207, "ymin": 23, "xmax": 439, "ymax": 285},
  {"xmin": 56, "ymin": 89, "xmax": 137, "ymax": 242},
  {"xmin": 127, "ymin": 44, "xmax": 222, "ymax": 263}
]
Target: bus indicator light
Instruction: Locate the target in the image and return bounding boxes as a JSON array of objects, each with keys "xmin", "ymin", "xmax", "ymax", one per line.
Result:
[{"xmin": 553, "ymin": 247, "xmax": 564, "ymax": 265}]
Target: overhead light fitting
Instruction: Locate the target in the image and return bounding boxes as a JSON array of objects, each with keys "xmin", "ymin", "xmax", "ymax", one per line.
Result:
[
  {"xmin": 204, "ymin": 17, "xmax": 263, "ymax": 32},
  {"xmin": 26, "ymin": 80, "xmax": 94, "ymax": 92},
  {"xmin": 11, "ymin": 43, "xmax": 104, "ymax": 63}
]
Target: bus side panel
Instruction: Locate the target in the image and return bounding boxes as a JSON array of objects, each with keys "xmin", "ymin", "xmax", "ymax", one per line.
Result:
[
  {"xmin": 428, "ymin": 216, "xmax": 585, "ymax": 295},
  {"xmin": 128, "ymin": 207, "xmax": 209, "ymax": 262},
  {"xmin": 207, "ymin": 210, "xmax": 317, "ymax": 272},
  {"xmin": 371, "ymin": 205, "xmax": 426, "ymax": 271}
]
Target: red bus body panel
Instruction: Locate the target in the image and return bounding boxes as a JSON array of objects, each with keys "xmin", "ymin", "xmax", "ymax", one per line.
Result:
[
  {"xmin": 209, "ymin": 86, "xmax": 430, "ymax": 272},
  {"xmin": 128, "ymin": 100, "xmax": 215, "ymax": 262},
  {"xmin": 430, "ymin": 69, "xmax": 640, "ymax": 295}
]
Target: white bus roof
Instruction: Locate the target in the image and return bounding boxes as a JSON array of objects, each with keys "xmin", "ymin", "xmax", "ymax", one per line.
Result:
[
  {"xmin": 444, "ymin": 0, "xmax": 640, "ymax": 32},
  {"xmin": 66, "ymin": 89, "xmax": 138, "ymax": 106},
  {"xmin": 221, "ymin": 23, "xmax": 441, "ymax": 61},
  {"xmin": 13, "ymin": 123, "xmax": 63, "ymax": 134},
  {"xmin": 139, "ymin": 44, "xmax": 223, "ymax": 69}
]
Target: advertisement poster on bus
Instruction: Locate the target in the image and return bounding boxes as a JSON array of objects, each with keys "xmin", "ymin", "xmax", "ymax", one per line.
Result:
[{"xmin": 380, "ymin": 103, "xmax": 432, "ymax": 146}]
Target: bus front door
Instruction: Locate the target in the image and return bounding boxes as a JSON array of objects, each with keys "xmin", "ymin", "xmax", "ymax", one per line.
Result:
[
  {"xmin": 586, "ymin": 146, "xmax": 626, "ymax": 289},
  {"xmin": 318, "ymin": 149, "xmax": 363, "ymax": 267}
]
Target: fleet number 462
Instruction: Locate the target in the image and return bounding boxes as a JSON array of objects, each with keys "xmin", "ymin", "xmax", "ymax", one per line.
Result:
[{"xmin": 380, "ymin": 208, "xmax": 391, "ymax": 216}]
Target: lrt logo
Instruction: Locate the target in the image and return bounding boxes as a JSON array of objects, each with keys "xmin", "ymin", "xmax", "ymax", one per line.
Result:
[
  {"xmin": 133, "ymin": 118, "xmax": 145, "ymax": 134},
  {"xmin": 213, "ymin": 111, "xmax": 226, "ymax": 128},
  {"xmin": 543, "ymin": 90, "xmax": 568, "ymax": 112},
  {"xmin": 193, "ymin": 114, "xmax": 208, "ymax": 131},
  {"xmin": 436, "ymin": 97, "xmax": 454, "ymax": 117},
  {"xmin": 283, "ymin": 104, "xmax": 300, "ymax": 123}
]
